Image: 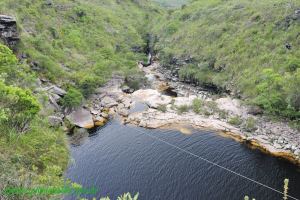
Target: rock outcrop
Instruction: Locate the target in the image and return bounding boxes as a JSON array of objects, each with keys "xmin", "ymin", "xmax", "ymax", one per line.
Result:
[
  {"xmin": 48, "ymin": 115, "xmax": 63, "ymax": 127},
  {"xmin": 0, "ymin": 15, "xmax": 19, "ymax": 48},
  {"xmin": 132, "ymin": 89, "xmax": 172, "ymax": 108},
  {"xmin": 66, "ymin": 108, "xmax": 94, "ymax": 129}
]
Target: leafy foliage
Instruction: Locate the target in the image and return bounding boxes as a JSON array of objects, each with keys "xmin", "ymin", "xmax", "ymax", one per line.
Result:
[
  {"xmin": 192, "ymin": 98, "xmax": 202, "ymax": 114},
  {"xmin": 0, "ymin": 119, "xmax": 69, "ymax": 200},
  {"xmin": 0, "ymin": 81, "xmax": 40, "ymax": 132},
  {"xmin": 176, "ymin": 104, "xmax": 190, "ymax": 114},
  {"xmin": 61, "ymin": 88, "xmax": 84, "ymax": 109},
  {"xmin": 228, "ymin": 116, "xmax": 243, "ymax": 126},
  {"xmin": 157, "ymin": 104, "xmax": 167, "ymax": 112},
  {"xmin": 0, "ymin": 43, "xmax": 68, "ymax": 199},
  {"xmin": 244, "ymin": 117, "xmax": 257, "ymax": 132}
]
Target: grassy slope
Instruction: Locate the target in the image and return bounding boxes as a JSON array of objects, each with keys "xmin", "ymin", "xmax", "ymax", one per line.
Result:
[
  {"xmin": 153, "ymin": 0, "xmax": 190, "ymax": 8},
  {"xmin": 0, "ymin": 0, "xmax": 158, "ymax": 95},
  {"xmin": 152, "ymin": 0, "xmax": 300, "ymax": 120},
  {"xmin": 0, "ymin": 44, "xmax": 69, "ymax": 200},
  {"xmin": 0, "ymin": 0, "xmax": 159, "ymax": 199}
]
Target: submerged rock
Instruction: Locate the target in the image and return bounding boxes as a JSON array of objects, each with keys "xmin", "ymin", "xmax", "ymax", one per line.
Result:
[{"xmin": 70, "ymin": 127, "xmax": 89, "ymax": 146}]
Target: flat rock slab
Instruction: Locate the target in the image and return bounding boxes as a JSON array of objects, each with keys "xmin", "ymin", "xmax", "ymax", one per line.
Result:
[
  {"xmin": 67, "ymin": 108, "xmax": 94, "ymax": 129},
  {"xmin": 174, "ymin": 95, "xmax": 197, "ymax": 107},
  {"xmin": 132, "ymin": 89, "xmax": 172, "ymax": 108},
  {"xmin": 101, "ymin": 96, "xmax": 118, "ymax": 108}
]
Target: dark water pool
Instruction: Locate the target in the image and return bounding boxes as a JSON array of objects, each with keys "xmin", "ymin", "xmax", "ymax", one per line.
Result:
[{"xmin": 65, "ymin": 120, "xmax": 300, "ymax": 200}]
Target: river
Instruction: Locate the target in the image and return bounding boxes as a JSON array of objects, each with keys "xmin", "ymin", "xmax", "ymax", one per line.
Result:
[{"xmin": 65, "ymin": 120, "xmax": 300, "ymax": 200}]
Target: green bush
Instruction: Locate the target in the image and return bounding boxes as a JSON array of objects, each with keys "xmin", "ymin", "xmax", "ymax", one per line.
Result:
[
  {"xmin": 0, "ymin": 44, "xmax": 17, "ymax": 66},
  {"xmin": 192, "ymin": 98, "xmax": 202, "ymax": 114},
  {"xmin": 157, "ymin": 104, "xmax": 167, "ymax": 112},
  {"xmin": 176, "ymin": 104, "xmax": 190, "ymax": 114},
  {"xmin": 244, "ymin": 117, "xmax": 257, "ymax": 132},
  {"xmin": 254, "ymin": 69, "xmax": 285, "ymax": 115},
  {"xmin": 0, "ymin": 81, "xmax": 40, "ymax": 132},
  {"xmin": 79, "ymin": 76, "xmax": 98, "ymax": 98},
  {"xmin": 287, "ymin": 58, "xmax": 300, "ymax": 72},
  {"xmin": 61, "ymin": 88, "xmax": 84, "ymax": 109},
  {"xmin": 228, "ymin": 116, "xmax": 243, "ymax": 126},
  {"xmin": 124, "ymin": 73, "xmax": 147, "ymax": 91},
  {"xmin": 0, "ymin": 44, "xmax": 36, "ymax": 87}
]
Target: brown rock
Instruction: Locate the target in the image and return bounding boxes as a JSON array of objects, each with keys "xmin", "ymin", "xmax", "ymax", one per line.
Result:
[
  {"xmin": 94, "ymin": 116, "xmax": 107, "ymax": 127},
  {"xmin": 66, "ymin": 108, "xmax": 94, "ymax": 129}
]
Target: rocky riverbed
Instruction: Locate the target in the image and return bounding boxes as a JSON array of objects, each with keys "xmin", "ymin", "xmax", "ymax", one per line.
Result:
[{"xmin": 63, "ymin": 62, "xmax": 300, "ymax": 165}]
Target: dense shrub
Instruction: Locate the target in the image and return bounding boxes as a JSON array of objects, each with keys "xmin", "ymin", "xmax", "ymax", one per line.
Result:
[
  {"xmin": 61, "ymin": 88, "xmax": 84, "ymax": 109},
  {"xmin": 228, "ymin": 116, "xmax": 243, "ymax": 126},
  {"xmin": 125, "ymin": 73, "xmax": 147, "ymax": 91},
  {"xmin": 0, "ymin": 119, "xmax": 69, "ymax": 200},
  {"xmin": 0, "ymin": 41, "xmax": 68, "ymax": 198},
  {"xmin": 244, "ymin": 117, "xmax": 257, "ymax": 132},
  {"xmin": 253, "ymin": 68, "xmax": 300, "ymax": 119},
  {"xmin": 157, "ymin": 104, "xmax": 167, "ymax": 112},
  {"xmin": 192, "ymin": 98, "xmax": 202, "ymax": 114},
  {"xmin": 176, "ymin": 104, "xmax": 190, "ymax": 114},
  {"xmin": 0, "ymin": 81, "xmax": 40, "ymax": 132},
  {"xmin": 79, "ymin": 76, "xmax": 98, "ymax": 98},
  {"xmin": 0, "ymin": 44, "xmax": 17, "ymax": 66}
]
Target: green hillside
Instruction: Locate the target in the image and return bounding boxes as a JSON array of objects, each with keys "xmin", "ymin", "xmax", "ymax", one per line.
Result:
[
  {"xmin": 0, "ymin": 0, "xmax": 159, "ymax": 95},
  {"xmin": 0, "ymin": 0, "xmax": 300, "ymax": 199},
  {"xmin": 153, "ymin": 0, "xmax": 190, "ymax": 8},
  {"xmin": 152, "ymin": 0, "xmax": 300, "ymax": 120}
]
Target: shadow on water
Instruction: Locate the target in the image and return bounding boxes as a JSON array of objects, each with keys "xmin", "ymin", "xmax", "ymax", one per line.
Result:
[{"xmin": 65, "ymin": 120, "xmax": 300, "ymax": 200}]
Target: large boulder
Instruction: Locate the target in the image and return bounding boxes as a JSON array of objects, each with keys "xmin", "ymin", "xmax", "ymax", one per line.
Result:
[
  {"xmin": 0, "ymin": 15, "xmax": 19, "ymax": 48},
  {"xmin": 66, "ymin": 108, "xmax": 94, "ymax": 129},
  {"xmin": 46, "ymin": 85, "xmax": 67, "ymax": 96}
]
